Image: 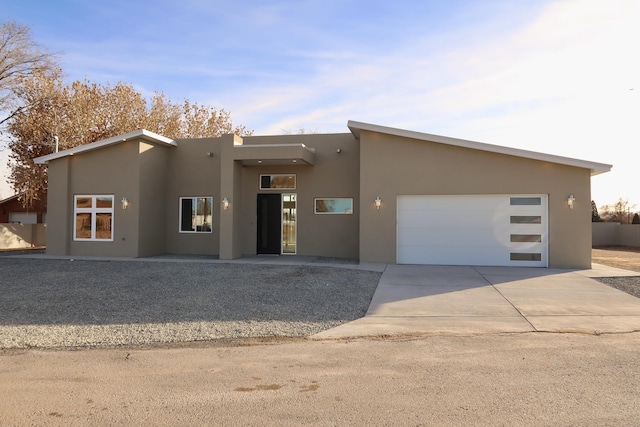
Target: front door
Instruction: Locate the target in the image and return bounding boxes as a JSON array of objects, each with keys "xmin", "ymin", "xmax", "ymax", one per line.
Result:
[
  {"xmin": 256, "ymin": 193, "xmax": 297, "ymax": 255},
  {"xmin": 257, "ymin": 194, "xmax": 281, "ymax": 254}
]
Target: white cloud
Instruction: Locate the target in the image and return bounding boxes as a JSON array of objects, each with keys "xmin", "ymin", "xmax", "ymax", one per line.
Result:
[{"xmin": 216, "ymin": 0, "xmax": 639, "ymax": 207}]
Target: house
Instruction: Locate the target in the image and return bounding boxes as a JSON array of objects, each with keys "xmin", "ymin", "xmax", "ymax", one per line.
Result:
[
  {"xmin": 34, "ymin": 120, "xmax": 611, "ymax": 268},
  {"xmin": 0, "ymin": 193, "xmax": 47, "ymax": 224}
]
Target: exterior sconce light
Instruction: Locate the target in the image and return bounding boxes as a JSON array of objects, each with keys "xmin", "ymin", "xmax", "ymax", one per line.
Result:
[
  {"xmin": 222, "ymin": 197, "xmax": 229, "ymax": 210},
  {"xmin": 121, "ymin": 197, "xmax": 129, "ymax": 210},
  {"xmin": 568, "ymin": 195, "xmax": 575, "ymax": 209},
  {"xmin": 375, "ymin": 196, "xmax": 382, "ymax": 210}
]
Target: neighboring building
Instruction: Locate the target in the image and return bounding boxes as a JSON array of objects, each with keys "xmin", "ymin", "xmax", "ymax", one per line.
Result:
[
  {"xmin": 34, "ymin": 120, "xmax": 611, "ymax": 268},
  {"xmin": 0, "ymin": 193, "xmax": 46, "ymax": 224}
]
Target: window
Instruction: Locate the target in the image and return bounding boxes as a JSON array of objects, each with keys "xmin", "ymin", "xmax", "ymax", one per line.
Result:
[
  {"xmin": 510, "ymin": 216, "xmax": 542, "ymax": 224},
  {"xmin": 180, "ymin": 197, "xmax": 213, "ymax": 233},
  {"xmin": 260, "ymin": 174, "xmax": 296, "ymax": 190},
  {"xmin": 314, "ymin": 198, "xmax": 353, "ymax": 214},
  {"xmin": 74, "ymin": 195, "xmax": 114, "ymax": 241},
  {"xmin": 510, "ymin": 234, "xmax": 542, "ymax": 243},
  {"xmin": 510, "ymin": 253, "xmax": 542, "ymax": 262},
  {"xmin": 510, "ymin": 197, "xmax": 542, "ymax": 206}
]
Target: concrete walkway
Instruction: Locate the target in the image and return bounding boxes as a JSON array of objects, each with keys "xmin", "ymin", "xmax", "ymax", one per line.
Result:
[{"xmin": 313, "ymin": 263, "xmax": 640, "ymax": 339}]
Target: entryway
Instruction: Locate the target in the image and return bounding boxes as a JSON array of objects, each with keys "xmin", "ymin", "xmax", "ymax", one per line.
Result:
[{"xmin": 256, "ymin": 193, "xmax": 297, "ymax": 255}]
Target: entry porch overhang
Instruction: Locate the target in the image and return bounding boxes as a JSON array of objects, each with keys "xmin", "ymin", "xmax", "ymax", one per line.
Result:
[{"xmin": 234, "ymin": 143, "xmax": 316, "ymax": 166}]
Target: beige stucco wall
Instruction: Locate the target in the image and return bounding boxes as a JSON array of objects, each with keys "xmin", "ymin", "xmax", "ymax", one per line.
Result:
[
  {"xmin": 593, "ymin": 222, "xmax": 640, "ymax": 247},
  {"xmin": 46, "ymin": 157, "xmax": 71, "ymax": 255},
  {"xmin": 46, "ymin": 140, "xmax": 174, "ymax": 257},
  {"xmin": 0, "ymin": 224, "xmax": 46, "ymax": 248},
  {"xmin": 137, "ymin": 142, "xmax": 170, "ymax": 257},
  {"xmin": 164, "ymin": 137, "xmax": 221, "ymax": 255},
  {"xmin": 358, "ymin": 130, "xmax": 593, "ymax": 268},
  {"xmin": 235, "ymin": 133, "xmax": 360, "ymax": 259},
  {"xmin": 68, "ymin": 141, "xmax": 141, "ymax": 257}
]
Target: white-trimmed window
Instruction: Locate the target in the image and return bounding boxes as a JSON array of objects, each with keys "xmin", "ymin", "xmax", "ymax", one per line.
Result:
[
  {"xmin": 74, "ymin": 195, "xmax": 114, "ymax": 241},
  {"xmin": 314, "ymin": 198, "xmax": 353, "ymax": 214},
  {"xmin": 179, "ymin": 197, "xmax": 213, "ymax": 233}
]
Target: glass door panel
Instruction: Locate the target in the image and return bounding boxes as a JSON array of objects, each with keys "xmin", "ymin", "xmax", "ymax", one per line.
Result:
[{"xmin": 282, "ymin": 193, "xmax": 296, "ymax": 254}]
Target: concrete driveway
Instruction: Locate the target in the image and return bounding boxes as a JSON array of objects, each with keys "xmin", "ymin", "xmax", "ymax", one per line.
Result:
[{"xmin": 314, "ymin": 263, "xmax": 640, "ymax": 338}]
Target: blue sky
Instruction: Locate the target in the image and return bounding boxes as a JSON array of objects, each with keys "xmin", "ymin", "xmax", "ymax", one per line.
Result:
[{"xmin": 1, "ymin": 0, "xmax": 639, "ymax": 210}]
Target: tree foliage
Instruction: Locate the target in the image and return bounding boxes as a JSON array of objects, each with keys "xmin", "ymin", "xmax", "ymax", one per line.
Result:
[
  {"xmin": 598, "ymin": 199, "xmax": 637, "ymax": 224},
  {"xmin": 6, "ymin": 68, "xmax": 251, "ymax": 206},
  {"xmin": 0, "ymin": 21, "xmax": 56, "ymax": 128},
  {"xmin": 591, "ymin": 200, "xmax": 603, "ymax": 222},
  {"xmin": 633, "ymin": 213, "xmax": 640, "ymax": 225}
]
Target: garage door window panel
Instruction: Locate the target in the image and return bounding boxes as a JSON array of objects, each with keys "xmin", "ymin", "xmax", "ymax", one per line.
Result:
[
  {"xmin": 511, "ymin": 216, "xmax": 542, "ymax": 224},
  {"xmin": 510, "ymin": 197, "xmax": 542, "ymax": 206}
]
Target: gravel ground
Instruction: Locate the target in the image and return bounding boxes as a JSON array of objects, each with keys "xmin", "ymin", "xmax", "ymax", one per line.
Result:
[
  {"xmin": 0, "ymin": 258, "xmax": 381, "ymax": 349},
  {"xmin": 594, "ymin": 276, "xmax": 640, "ymax": 298}
]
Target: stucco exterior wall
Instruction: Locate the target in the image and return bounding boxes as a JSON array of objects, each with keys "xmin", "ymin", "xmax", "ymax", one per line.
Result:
[
  {"xmin": 165, "ymin": 137, "xmax": 221, "ymax": 255},
  {"xmin": 67, "ymin": 141, "xmax": 141, "ymax": 257},
  {"xmin": 0, "ymin": 224, "xmax": 46, "ymax": 248},
  {"xmin": 46, "ymin": 157, "xmax": 71, "ymax": 255},
  {"xmin": 237, "ymin": 133, "xmax": 359, "ymax": 259},
  {"xmin": 137, "ymin": 142, "xmax": 171, "ymax": 257},
  {"xmin": 46, "ymin": 139, "xmax": 174, "ymax": 258},
  {"xmin": 593, "ymin": 223, "xmax": 640, "ymax": 247},
  {"xmin": 358, "ymin": 130, "xmax": 592, "ymax": 268}
]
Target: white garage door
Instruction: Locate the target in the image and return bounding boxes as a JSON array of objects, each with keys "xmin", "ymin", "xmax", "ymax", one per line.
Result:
[
  {"xmin": 8, "ymin": 212, "xmax": 37, "ymax": 224},
  {"xmin": 397, "ymin": 195, "xmax": 548, "ymax": 267}
]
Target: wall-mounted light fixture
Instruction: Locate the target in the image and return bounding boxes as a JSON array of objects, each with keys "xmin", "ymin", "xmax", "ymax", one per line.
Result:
[
  {"xmin": 568, "ymin": 194, "xmax": 575, "ymax": 209},
  {"xmin": 375, "ymin": 196, "xmax": 382, "ymax": 210},
  {"xmin": 121, "ymin": 197, "xmax": 129, "ymax": 210},
  {"xmin": 222, "ymin": 197, "xmax": 229, "ymax": 210}
]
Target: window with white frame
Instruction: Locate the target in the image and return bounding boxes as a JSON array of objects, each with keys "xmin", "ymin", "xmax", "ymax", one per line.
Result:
[
  {"xmin": 74, "ymin": 195, "xmax": 114, "ymax": 241},
  {"xmin": 179, "ymin": 197, "xmax": 213, "ymax": 233}
]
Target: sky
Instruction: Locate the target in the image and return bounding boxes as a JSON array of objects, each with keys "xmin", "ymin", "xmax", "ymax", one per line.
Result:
[{"xmin": 1, "ymin": 0, "xmax": 639, "ymax": 209}]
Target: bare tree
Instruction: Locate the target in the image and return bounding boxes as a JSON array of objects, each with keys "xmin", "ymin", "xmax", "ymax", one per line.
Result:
[
  {"xmin": 599, "ymin": 199, "xmax": 637, "ymax": 224},
  {"xmin": 0, "ymin": 21, "xmax": 57, "ymax": 128}
]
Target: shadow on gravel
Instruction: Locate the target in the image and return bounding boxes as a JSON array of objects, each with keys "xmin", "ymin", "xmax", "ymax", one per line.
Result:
[{"xmin": 0, "ymin": 259, "xmax": 381, "ymax": 326}]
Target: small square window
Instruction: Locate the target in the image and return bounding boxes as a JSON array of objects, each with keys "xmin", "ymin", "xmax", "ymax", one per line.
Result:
[{"xmin": 179, "ymin": 197, "xmax": 213, "ymax": 233}]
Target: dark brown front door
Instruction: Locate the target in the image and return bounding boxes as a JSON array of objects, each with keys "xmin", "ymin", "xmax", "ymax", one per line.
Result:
[{"xmin": 257, "ymin": 194, "xmax": 281, "ymax": 254}]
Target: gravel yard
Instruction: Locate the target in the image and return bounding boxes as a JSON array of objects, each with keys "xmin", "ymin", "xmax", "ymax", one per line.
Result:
[
  {"xmin": 2, "ymin": 247, "xmax": 640, "ymax": 350},
  {"xmin": 0, "ymin": 258, "xmax": 381, "ymax": 349},
  {"xmin": 594, "ymin": 276, "xmax": 640, "ymax": 298},
  {"xmin": 592, "ymin": 246, "xmax": 640, "ymax": 298}
]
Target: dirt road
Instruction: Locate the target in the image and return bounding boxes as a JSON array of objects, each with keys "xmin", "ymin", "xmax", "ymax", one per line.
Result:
[{"xmin": 2, "ymin": 333, "xmax": 640, "ymax": 426}]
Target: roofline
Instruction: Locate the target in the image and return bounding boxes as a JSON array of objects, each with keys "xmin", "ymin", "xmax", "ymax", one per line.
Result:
[
  {"xmin": 347, "ymin": 120, "xmax": 612, "ymax": 176},
  {"xmin": 34, "ymin": 129, "xmax": 176, "ymax": 164},
  {"xmin": 0, "ymin": 193, "xmax": 20, "ymax": 204}
]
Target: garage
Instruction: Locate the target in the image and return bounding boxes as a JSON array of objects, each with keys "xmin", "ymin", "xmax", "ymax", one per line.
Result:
[
  {"xmin": 8, "ymin": 212, "xmax": 37, "ymax": 224},
  {"xmin": 397, "ymin": 195, "xmax": 548, "ymax": 267}
]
